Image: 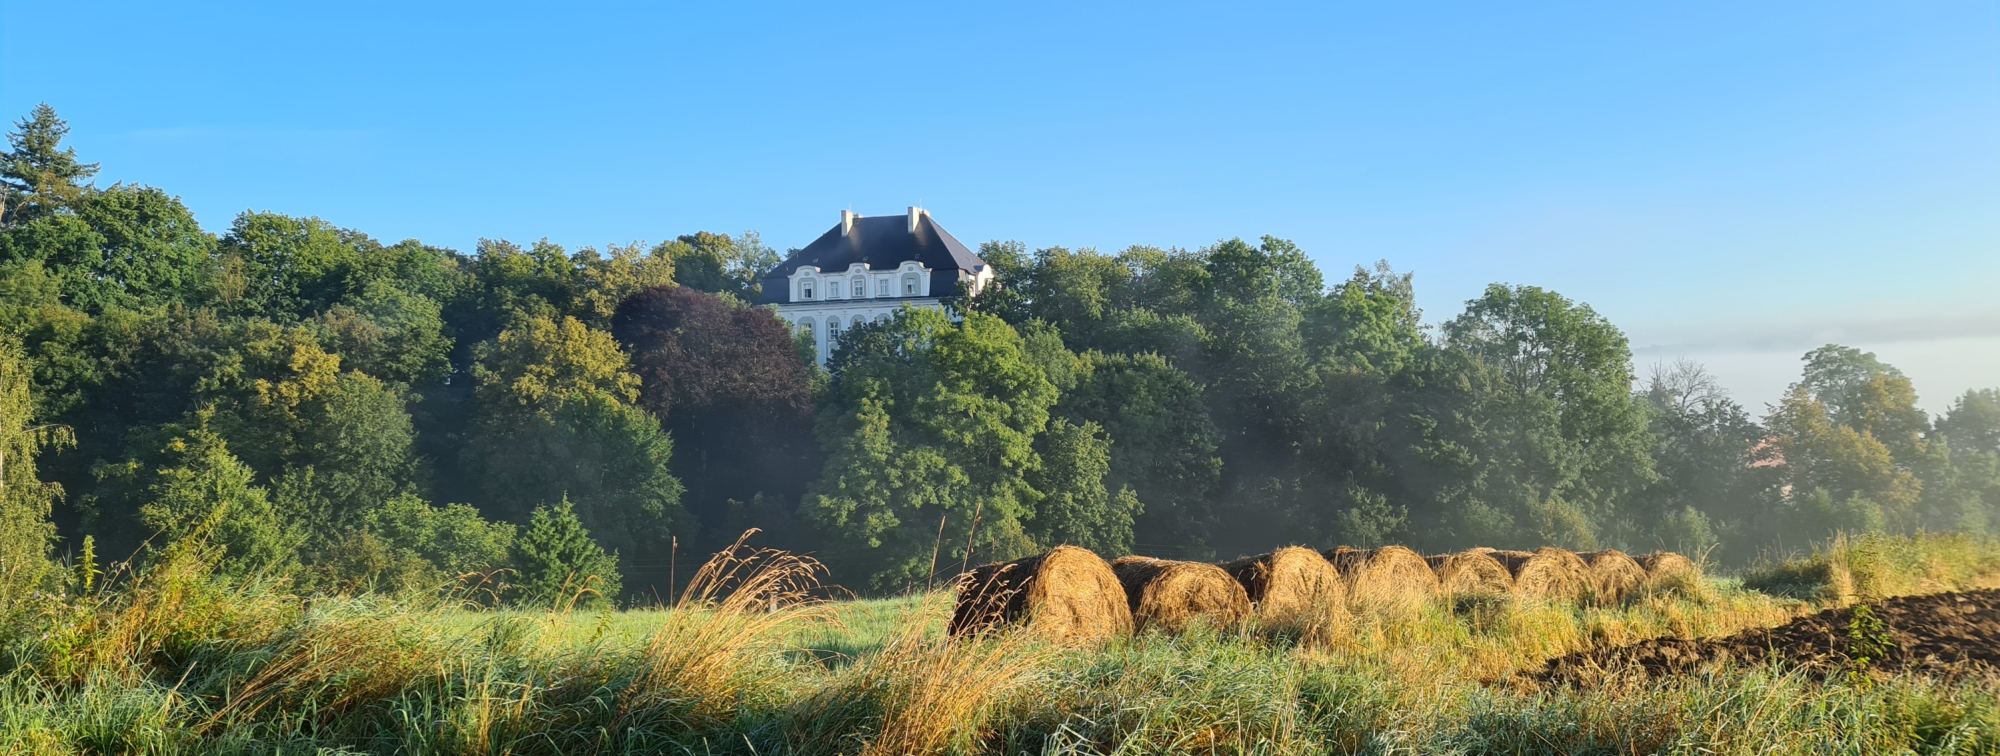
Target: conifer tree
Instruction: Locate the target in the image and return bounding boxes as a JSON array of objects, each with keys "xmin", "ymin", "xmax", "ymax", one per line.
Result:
[
  {"xmin": 0, "ymin": 104, "xmax": 99, "ymax": 223},
  {"xmin": 512, "ymin": 498, "xmax": 622, "ymax": 607}
]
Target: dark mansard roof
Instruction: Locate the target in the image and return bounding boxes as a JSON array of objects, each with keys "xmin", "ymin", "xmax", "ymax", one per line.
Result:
[{"xmin": 757, "ymin": 211, "xmax": 985, "ymax": 304}]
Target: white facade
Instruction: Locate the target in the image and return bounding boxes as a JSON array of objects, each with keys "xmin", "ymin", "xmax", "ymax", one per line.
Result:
[
  {"xmin": 766, "ymin": 207, "xmax": 997, "ymax": 365},
  {"xmin": 774, "ymin": 260, "xmax": 998, "ymax": 364}
]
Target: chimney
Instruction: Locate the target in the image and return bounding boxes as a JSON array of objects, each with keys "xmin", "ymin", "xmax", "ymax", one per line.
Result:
[
  {"xmin": 907, "ymin": 206, "xmax": 925, "ymax": 234},
  {"xmin": 840, "ymin": 209, "xmax": 856, "ymax": 236}
]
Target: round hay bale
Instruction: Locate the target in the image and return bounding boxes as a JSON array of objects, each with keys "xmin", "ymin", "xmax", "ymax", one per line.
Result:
[
  {"xmin": 1639, "ymin": 551, "xmax": 1702, "ymax": 594},
  {"xmin": 1577, "ymin": 549, "xmax": 1647, "ymax": 604},
  {"xmin": 1110, "ymin": 556, "xmax": 1251, "ymax": 634},
  {"xmin": 1221, "ymin": 546, "xmax": 1346, "ymax": 632},
  {"xmin": 1325, "ymin": 545, "xmax": 1440, "ymax": 612},
  {"xmin": 948, "ymin": 546, "xmax": 1133, "ymax": 645},
  {"xmin": 1489, "ymin": 548, "xmax": 1589, "ymax": 602},
  {"xmin": 1426, "ymin": 550, "xmax": 1515, "ymax": 598}
]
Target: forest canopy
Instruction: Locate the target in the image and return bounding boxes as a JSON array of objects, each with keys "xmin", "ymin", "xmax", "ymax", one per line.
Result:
[{"xmin": 4, "ymin": 104, "xmax": 1997, "ymax": 602}]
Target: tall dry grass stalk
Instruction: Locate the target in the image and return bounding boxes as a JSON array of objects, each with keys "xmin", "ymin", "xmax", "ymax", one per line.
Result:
[
  {"xmin": 618, "ymin": 529, "xmax": 832, "ymax": 730},
  {"xmin": 204, "ymin": 604, "xmax": 444, "ymax": 729},
  {"xmin": 788, "ymin": 594, "xmax": 1058, "ymax": 755},
  {"xmin": 32, "ymin": 540, "xmax": 295, "ymax": 686}
]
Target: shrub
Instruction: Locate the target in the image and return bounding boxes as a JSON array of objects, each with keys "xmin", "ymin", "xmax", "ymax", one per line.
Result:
[{"xmin": 511, "ymin": 498, "xmax": 622, "ymax": 607}]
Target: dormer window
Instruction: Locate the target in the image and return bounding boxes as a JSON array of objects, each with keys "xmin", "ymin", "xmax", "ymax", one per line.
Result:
[
  {"xmin": 829, "ymin": 281, "xmax": 842, "ymax": 299},
  {"xmin": 853, "ymin": 276, "xmax": 866, "ymax": 297},
  {"xmin": 877, "ymin": 279, "xmax": 890, "ymax": 297},
  {"xmin": 800, "ymin": 281, "xmax": 814, "ymax": 300},
  {"xmin": 903, "ymin": 274, "xmax": 919, "ymax": 296}
]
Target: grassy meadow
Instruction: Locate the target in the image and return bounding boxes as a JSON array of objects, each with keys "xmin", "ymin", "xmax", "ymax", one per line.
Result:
[{"xmin": 5, "ymin": 534, "xmax": 2000, "ymax": 754}]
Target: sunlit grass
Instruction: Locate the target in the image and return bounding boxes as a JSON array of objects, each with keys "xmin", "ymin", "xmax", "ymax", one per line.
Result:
[{"xmin": 5, "ymin": 533, "xmax": 1999, "ymax": 753}]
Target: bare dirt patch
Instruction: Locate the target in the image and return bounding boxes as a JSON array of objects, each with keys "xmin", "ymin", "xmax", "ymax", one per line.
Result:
[{"xmin": 1538, "ymin": 589, "xmax": 2000, "ymax": 684}]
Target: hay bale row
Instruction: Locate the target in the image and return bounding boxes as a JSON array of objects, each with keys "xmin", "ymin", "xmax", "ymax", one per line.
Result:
[
  {"xmin": 1639, "ymin": 551, "xmax": 1701, "ymax": 594},
  {"xmin": 1577, "ymin": 549, "xmax": 1648, "ymax": 603},
  {"xmin": 1427, "ymin": 549, "xmax": 1514, "ymax": 598},
  {"xmin": 948, "ymin": 544, "xmax": 1703, "ymax": 644},
  {"xmin": 1326, "ymin": 545, "xmax": 1438, "ymax": 612},
  {"xmin": 948, "ymin": 545, "xmax": 1132, "ymax": 645},
  {"xmin": 1489, "ymin": 547, "xmax": 1590, "ymax": 602},
  {"xmin": 1110, "ymin": 556, "xmax": 1250, "ymax": 634},
  {"xmin": 1222, "ymin": 546, "xmax": 1346, "ymax": 633}
]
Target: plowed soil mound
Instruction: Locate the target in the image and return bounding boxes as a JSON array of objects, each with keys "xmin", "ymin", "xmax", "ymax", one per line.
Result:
[{"xmin": 1538, "ymin": 589, "xmax": 2000, "ymax": 684}]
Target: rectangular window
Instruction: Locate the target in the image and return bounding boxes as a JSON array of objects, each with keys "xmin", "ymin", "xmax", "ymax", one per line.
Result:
[
  {"xmin": 904, "ymin": 277, "xmax": 918, "ymax": 295},
  {"xmin": 878, "ymin": 279, "xmax": 890, "ymax": 297},
  {"xmin": 829, "ymin": 281, "xmax": 841, "ymax": 299},
  {"xmin": 801, "ymin": 282, "xmax": 813, "ymax": 300}
]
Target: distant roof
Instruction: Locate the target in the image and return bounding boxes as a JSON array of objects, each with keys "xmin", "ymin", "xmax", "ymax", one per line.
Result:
[{"xmin": 758, "ymin": 212, "xmax": 986, "ymax": 303}]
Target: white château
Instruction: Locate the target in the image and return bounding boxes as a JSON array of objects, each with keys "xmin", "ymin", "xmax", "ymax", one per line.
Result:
[{"xmin": 759, "ymin": 207, "xmax": 994, "ymax": 364}]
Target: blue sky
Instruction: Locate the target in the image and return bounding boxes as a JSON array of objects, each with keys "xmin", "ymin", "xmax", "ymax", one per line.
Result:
[{"xmin": 4, "ymin": 2, "xmax": 1997, "ymax": 413}]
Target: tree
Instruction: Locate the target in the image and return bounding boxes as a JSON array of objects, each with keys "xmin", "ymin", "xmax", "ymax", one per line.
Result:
[
  {"xmin": 1937, "ymin": 389, "xmax": 2000, "ymax": 455},
  {"xmin": 1922, "ymin": 389, "xmax": 2000, "ymax": 535},
  {"xmin": 652, "ymin": 231, "xmax": 778, "ymax": 301},
  {"xmin": 1383, "ymin": 349, "xmax": 1599, "ymax": 549},
  {"xmin": 197, "ymin": 323, "xmax": 421, "ymax": 524},
  {"xmin": 1764, "ymin": 386, "xmax": 1923, "ymax": 536},
  {"xmin": 1009, "ymin": 246, "xmax": 1134, "ymax": 346},
  {"xmin": 131, "ymin": 424, "xmax": 303, "ymax": 576},
  {"xmin": 466, "ymin": 315, "xmax": 684, "ymax": 573},
  {"xmin": 313, "ymin": 279, "xmax": 453, "ymax": 386},
  {"xmin": 1798, "ymin": 344, "xmax": 1904, "ymax": 426},
  {"xmin": 1026, "ymin": 418, "xmax": 1139, "ymax": 556},
  {"xmin": 472, "ymin": 314, "xmax": 639, "ymax": 408},
  {"xmin": 1637, "ymin": 359, "xmax": 1763, "ymax": 556},
  {"xmin": 70, "ymin": 185, "xmax": 215, "ymax": 309},
  {"xmin": 1843, "ymin": 372, "xmax": 1930, "ymax": 462},
  {"xmin": 568, "ymin": 242, "xmax": 677, "ymax": 326},
  {"xmin": 804, "ymin": 309, "xmax": 1057, "ymax": 590},
  {"xmin": 611, "ymin": 286, "xmax": 816, "ymax": 551},
  {"xmin": 512, "ymin": 498, "xmax": 622, "ymax": 608},
  {"xmin": 1304, "ymin": 261, "xmax": 1425, "ymax": 375},
  {"xmin": 1, "ymin": 337, "xmax": 71, "ymax": 607},
  {"xmin": 1054, "ymin": 352, "xmax": 1222, "ymax": 557},
  {"xmin": 218, "ymin": 212, "xmax": 360, "ymax": 319},
  {"xmin": 1440, "ymin": 284, "xmax": 1657, "ymax": 543},
  {"xmin": 1203, "ymin": 236, "xmax": 1322, "ymax": 308},
  {"xmin": 0, "ymin": 104, "xmax": 98, "ymax": 224},
  {"xmin": 318, "ymin": 493, "xmax": 516, "ymax": 595}
]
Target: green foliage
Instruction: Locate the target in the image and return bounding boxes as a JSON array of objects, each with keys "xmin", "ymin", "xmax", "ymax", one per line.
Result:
[
  {"xmin": 1767, "ymin": 386, "xmax": 1923, "ymax": 536},
  {"xmin": 1937, "ymin": 389, "xmax": 2000, "ymax": 454},
  {"xmin": 1, "ymin": 337, "xmax": 71, "ymax": 609},
  {"xmin": 1304, "ymin": 261, "xmax": 1424, "ymax": 374},
  {"xmin": 70, "ymin": 185, "xmax": 215, "ymax": 309},
  {"xmin": 130, "ymin": 424, "xmax": 303, "ymax": 577},
  {"xmin": 315, "ymin": 493, "xmax": 516, "ymax": 596},
  {"xmin": 652, "ymin": 230, "xmax": 778, "ymax": 300},
  {"xmin": 217, "ymin": 212, "xmax": 361, "ymax": 319},
  {"xmin": 1436, "ymin": 284, "xmax": 1657, "ymax": 546},
  {"xmin": 806, "ymin": 309, "xmax": 1060, "ymax": 590},
  {"xmin": 0, "ymin": 103, "xmax": 98, "ymax": 223},
  {"xmin": 472, "ymin": 314, "xmax": 639, "ymax": 409},
  {"xmin": 512, "ymin": 498, "xmax": 621, "ymax": 607},
  {"xmin": 1026, "ymin": 419, "xmax": 1138, "ymax": 555},
  {"xmin": 1055, "ymin": 352, "xmax": 1222, "ymax": 556},
  {"xmin": 312, "ymin": 279, "xmax": 453, "ymax": 386},
  {"xmin": 466, "ymin": 315, "xmax": 683, "ymax": 565},
  {"xmin": 468, "ymin": 391, "xmax": 685, "ymax": 557}
]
